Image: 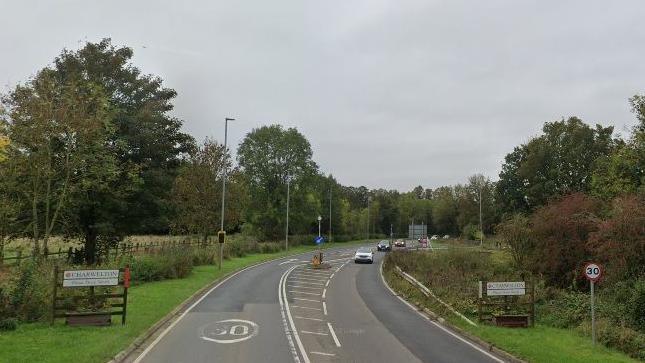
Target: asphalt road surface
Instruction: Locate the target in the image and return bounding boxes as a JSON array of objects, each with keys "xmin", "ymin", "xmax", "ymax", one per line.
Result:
[{"xmin": 131, "ymin": 246, "xmax": 505, "ymax": 363}]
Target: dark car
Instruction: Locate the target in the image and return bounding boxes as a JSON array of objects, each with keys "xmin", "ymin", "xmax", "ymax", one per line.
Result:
[{"xmin": 377, "ymin": 240, "xmax": 391, "ymax": 251}]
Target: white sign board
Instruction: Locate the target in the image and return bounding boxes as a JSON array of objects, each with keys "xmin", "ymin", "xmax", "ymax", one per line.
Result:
[
  {"xmin": 63, "ymin": 269, "xmax": 119, "ymax": 287},
  {"xmin": 486, "ymin": 281, "xmax": 525, "ymax": 296}
]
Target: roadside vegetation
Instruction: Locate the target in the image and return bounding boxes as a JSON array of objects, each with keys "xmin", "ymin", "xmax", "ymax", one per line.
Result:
[{"xmin": 383, "ymin": 242, "xmax": 643, "ymax": 361}]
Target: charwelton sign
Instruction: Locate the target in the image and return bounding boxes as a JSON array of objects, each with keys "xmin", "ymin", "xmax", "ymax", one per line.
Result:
[
  {"xmin": 486, "ymin": 281, "xmax": 526, "ymax": 296},
  {"xmin": 63, "ymin": 269, "xmax": 120, "ymax": 287}
]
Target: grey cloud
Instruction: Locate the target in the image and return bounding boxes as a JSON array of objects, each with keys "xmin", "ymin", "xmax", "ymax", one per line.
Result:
[{"xmin": 1, "ymin": 0, "xmax": 643, "ymax": 191}]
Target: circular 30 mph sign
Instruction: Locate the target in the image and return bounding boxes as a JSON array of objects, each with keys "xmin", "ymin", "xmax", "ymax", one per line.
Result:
[{"xmin": 583, "ymin": 262, "xmax": 602, "ymax": 282}]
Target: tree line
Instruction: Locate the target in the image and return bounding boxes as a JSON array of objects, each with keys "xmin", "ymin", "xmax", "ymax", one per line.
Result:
[{"xmin": 1, "ymin": 39, "xmax": 643, "ymax": 271}]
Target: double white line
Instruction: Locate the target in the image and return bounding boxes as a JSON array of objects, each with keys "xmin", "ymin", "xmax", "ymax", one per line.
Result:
[{"xmin": 279, "ymin": 265, "xmax": 310, "ymax": 363}]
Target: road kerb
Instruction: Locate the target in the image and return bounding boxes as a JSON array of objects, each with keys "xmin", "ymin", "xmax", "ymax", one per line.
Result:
[{"xmin": 379, "ymin": 259, "xmax": 526, "ymax": 363}]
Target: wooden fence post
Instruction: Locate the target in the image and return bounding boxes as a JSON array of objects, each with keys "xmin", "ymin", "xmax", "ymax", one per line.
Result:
[{"xmin": 51, "ymin": 265, "xmax": 58, "ymax": 325}]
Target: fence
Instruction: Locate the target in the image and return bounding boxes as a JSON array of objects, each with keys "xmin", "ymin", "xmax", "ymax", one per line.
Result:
[{"xmin": 0, "ymin": 239, "xmax": 208, "ymax": 267}]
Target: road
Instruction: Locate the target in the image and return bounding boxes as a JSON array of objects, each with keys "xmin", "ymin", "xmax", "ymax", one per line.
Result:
[{"xmin": 131, "ymin": 245, "xmax": 505, "ymax": 363}]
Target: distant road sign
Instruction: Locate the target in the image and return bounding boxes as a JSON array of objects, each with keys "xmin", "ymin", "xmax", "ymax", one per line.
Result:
[
  {"xmin": 583, "ymin": 262, "xmax": 602, "ymax": 282},
  {"xmin": 314, "ymin": 236, "xmax": 324, "ymax": 245}
]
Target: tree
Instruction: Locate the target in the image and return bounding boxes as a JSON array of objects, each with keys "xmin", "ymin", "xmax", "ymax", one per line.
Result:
[
  {"xmin": 589, "ymin": 195, "xmax": 645, "ymax": 281},
  {"xmin": 50, "ymin": 39, "xmax": 195, "ymax": 262},
  {"xmin": 455, "ymin": 174, "xmax": 497, "ymax": 237},
  {"xmin": 237, "ymin": 125, "xmax": 319, "ymax": 239},
  {"xmin": 2, "ymin": 68, "xmax": 115, "ymax": 256},
  {"xmin": 0, "ymin": 127, "xmax": 18, "ymax": 262},
  {"xmin": 171, "ymin": 139, "xmax": 247, "ymax": 243},
  {"xmin": 529, "ymin": 193, "xmax": 600, "ymax": 289},
  {"xmin": 496, "ymin": 214, "xmax": 535, "ymax": 274},
  {"xmin": 431, "ymin": 186, "xmax": 458, "ymax": 234},
  {"xmin": 497, "ymin": 117, "xmax": 615, "ymax": 213},
  {"xmin": 591, "ymin": 95, "xmax": 645, "ymax": 199}
]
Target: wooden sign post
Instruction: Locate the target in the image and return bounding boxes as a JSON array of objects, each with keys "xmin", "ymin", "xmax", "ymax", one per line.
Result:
[
  {"xmin": 52, "ymin": 266, "xmax": 130, "ymax": 326},
  {"xmin": 478, "ymin": 280, "xmax": 535, "ymax": 327}
]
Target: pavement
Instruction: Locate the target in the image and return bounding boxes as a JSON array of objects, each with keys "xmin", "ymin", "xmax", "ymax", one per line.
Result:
[{"xmin": 129, "ymin": 245, "xmax": 505, "ymax": 363}]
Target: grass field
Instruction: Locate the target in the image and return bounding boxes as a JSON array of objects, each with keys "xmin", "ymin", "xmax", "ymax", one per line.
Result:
[
  {"xmin": 0, "ymin": 240, "xmax": 366, "ymax": 363},
  {"xmin": 382, "ymin": 266, "xmax": 636, "ymax": 363}
]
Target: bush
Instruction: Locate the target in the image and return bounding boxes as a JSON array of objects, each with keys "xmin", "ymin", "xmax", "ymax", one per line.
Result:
[
  {"xmin": 577, "ymin": 318, "xmax": 645, "ymax": 360},
  {"xmin": 9, "ymin": 260, "xmax": 52, "ymax": 322},
  {"xmin": 0, "ymin": 317, "xmax": 18, "ymax": 331},
  {"xmin": 129, "ymin": 249, "xmax": 193, "ymax": 283},
  {"xmin": 537, "ymin": 289, "xmax": 589, "ymax": 328}
]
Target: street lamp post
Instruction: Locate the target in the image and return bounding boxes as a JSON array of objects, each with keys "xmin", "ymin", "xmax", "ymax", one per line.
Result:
[
  {"xmin": 329, "ymin": 186, "xmax": 332, "ymax": 243},
  {"xmin": 285, "ymin": 177, "xmax": 291, "ymax": 252},
  {"xmin": 479, "ymin": 186, "xmax": 483, "ymax": 247},
  {"xmin": 367, "ymin": 196, "xmax": 371, "ymax": 241},
  {"xmin": 219, "ymin": 117, "xmax": 235, "ymax": 270},
  {"xmin": 317, "ymin": 215, "xmax": 322, "ymax": 238}
]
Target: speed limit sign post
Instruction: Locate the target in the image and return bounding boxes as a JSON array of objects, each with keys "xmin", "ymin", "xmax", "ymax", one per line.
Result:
[{"xmin": 583, "ymin": 262, "xmax": 603, "ymax": 346}]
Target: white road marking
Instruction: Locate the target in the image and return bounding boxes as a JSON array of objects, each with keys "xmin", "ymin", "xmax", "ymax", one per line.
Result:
[
  {"xmin": 134, "ymin": 257, "xmax": 282, "ymax": 363},
  {"xmin": 292, "ymin": 297, "xmax": 321, "ymax": 303},
  {"xmin": 329, "ymin": 273, "xmax": 335, "ymax": 279},
  {"xmin": 295, "ymin": 272, "xmax": 332, "ymax": 278},
  {"xmin": 292, "ymin": 305, "xmax": 322, "ymax": 311},
  {"xmin": 288, "ymin": 284, "xmax": 322, "ymax": 290},
  {"xmin": 378, "ymin": 260, "xmax": 504, "ymax": 363},
  {"xmin": 325, "ymin": 280, "xmax": 330, "ymax": 287},
  {"xmin": 280, "ymin": 265, "xmax": 309, "ymax": 363},
  {"xmin": 295, "ymin": 316, "xmax": 324, "ymax": 322},
  {"xmin": 290, "ymin": 277, "xmax": 325, "ymax": 283},
  {"xmin": 289, "ymin": 290, "xmax": 321, "ymax": 296},
  {"xmin": 310, "ymin": 351, "xmax": 336, "ymax": 357},
  {"xmin": 322, "ymin": 289, "xmax": 327, "ymax": 299},
  {"xmin": 200, "ymin": 319, "xmax": 259, "ymax": 344},
  {"xmin": 279, "ymin": 258, "xmax": 302, "ymax": 265},
  {"xmin": 289, "ymin": 279, "xmax": 325, "ymax": 286},
  {"xmin": 301, "ymin": 330, "xmax": 328, "ymax": 336},
  {"xmin": 327, "ymin": 322, "xmax": 341, "ymax": 347},
  {"xmin": 322, "ymin": 302, "xmax": 327, "ymax": 315}
]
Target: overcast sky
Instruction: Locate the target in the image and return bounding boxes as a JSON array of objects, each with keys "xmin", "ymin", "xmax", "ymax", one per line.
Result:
[{"xmin": 1, "ymin": 1, "xmax": 644, "ymax": 191}]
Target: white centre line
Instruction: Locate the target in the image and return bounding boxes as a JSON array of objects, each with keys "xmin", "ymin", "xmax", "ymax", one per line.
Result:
[
  {"xmin": 325, "ymin": 280, "xmax": 330, "ymax": 287},
  {"xmin": 301, "ymin": 330, "xmax": 328, "ymax": 336},
  {"xmin": 322, "ymin": 288, "xmax": 327, "ymax": 299},
  {"xmin": 292, "ymin": 305, "xmax": 322, "ymax": 311},
  {"xmin": 289, "ymin": 290, "xmax": 321, "ymax": 296},
  {"xmin": 310, "ymin": 351, "xmax": 336, "ymax": 357},
  {"xmin": 329, "ymin": 273, "xmax": 335, "ymax": 279},
  {"xmin": 327, "ymin": 323, "xmax": 342, "ymax": 347},
  {"xmin": 292, "ymin": 297, "xmax": 321, "ymax": 303},
  {"xmin": 322, "ymin": 301, "xmax": 328, "ymax": 315},
  {"xmin": 295, "ymin": 316, "xmax": 324, "ymax": 322}
]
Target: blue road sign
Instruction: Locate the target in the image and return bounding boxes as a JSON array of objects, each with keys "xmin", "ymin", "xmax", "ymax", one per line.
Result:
[{"xmin": 314, "ymin": 236, "xmax": 325, "ymax": 245}]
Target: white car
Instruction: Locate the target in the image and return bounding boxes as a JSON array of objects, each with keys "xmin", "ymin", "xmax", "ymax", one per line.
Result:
[{"xmin": 354, "ymin": 247, "xmax": 374, "ymax": 264}]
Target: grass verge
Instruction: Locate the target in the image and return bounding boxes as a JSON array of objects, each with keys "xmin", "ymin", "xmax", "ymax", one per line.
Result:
[
  {"xmin": 382, "ymin": 265, "xmax": 636, "ymax": 363},
  {"xmin": 0, "ymin": 240, "xmax": 366, "ymax": 363}
]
